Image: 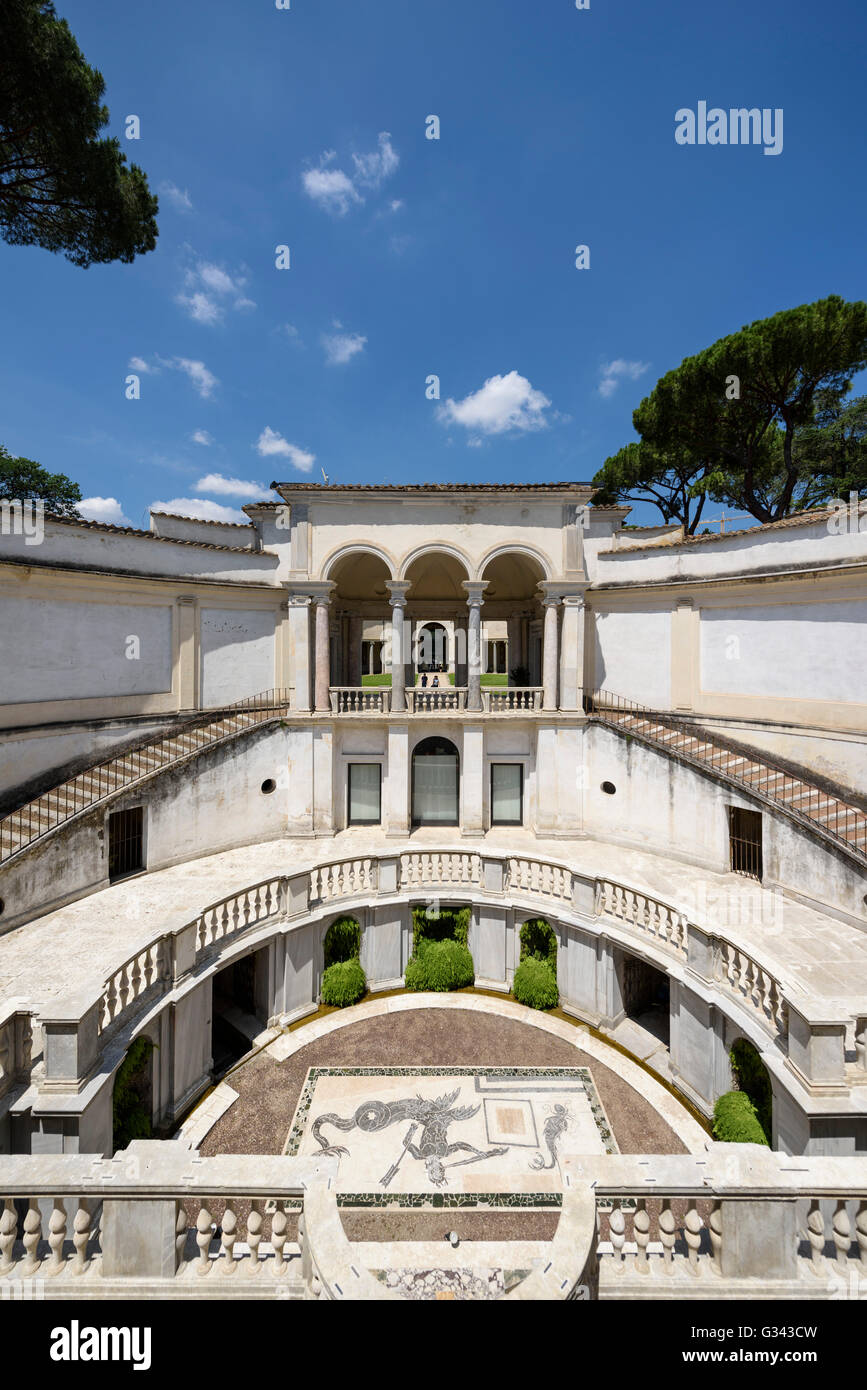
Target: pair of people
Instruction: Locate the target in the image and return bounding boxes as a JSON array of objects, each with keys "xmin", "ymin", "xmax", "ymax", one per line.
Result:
[{"xmin": 419, "ymin": 673, "xmax": 441, "ymax": 688}]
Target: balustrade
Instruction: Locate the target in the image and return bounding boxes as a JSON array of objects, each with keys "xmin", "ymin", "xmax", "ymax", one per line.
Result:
[
  {"xmin": 406, "ymin": 687, "xmax": 467, "ymax": 713},
  {"xmin": 482, "ymin": 687, "xmax": 544, "ymax": 712},
  {"xmin": 712, "ymin": 940, "xmax": 787, "ymax": 1039},
  {"xmin": 329, "ymin": 688, "xmax": 390, "ymax": 714},
  {"xmin": 508, "ymin": 857, "xmax": 573, "ymax": 901},
  {"xmin": 399, "ymin": 850, "xmax": 481, "ymax": 888}
]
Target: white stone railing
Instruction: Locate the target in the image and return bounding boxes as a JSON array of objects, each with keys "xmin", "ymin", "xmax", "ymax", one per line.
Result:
[
  {"xmin": 399, "ymin": 850, "xmax": 482, "ymax": 889},
  {"xmin": 100, "ymin": 938, "xmax": 173, "ymax": 1035},
  {"xmin": 713, "ymin": 939, "xmax": 788, "ymax": 1041},
  {"xmin": 581, "ymin": 1150, "xmax": 867, "ymax": 1296},
  {"xmin": 1, "ymin": 1144, "xmax": 865, "ymax": 1299},
  {"xmin": 329, "ymin": 687, "xmax": 391, "ymax": 714},
  {"xmin": 406, "ymin": 687, "xmax": 467, "ymax": 712},
  {"xmin": 595, "ymin": 879, "xmax": 689, "ymax": 957},
  {"xmin": 0, "ymin": 1006, "xmax": 32, "ymax": 1103},
  {"xmin": 194, "ymin": 875, "xmax": 285, "ymax": 956},
  {"xmin": 483, "ymin": 687, "xmax": 544, "ymax": 712},
  {"xmin": 309, "ymin": 858, "xmax": 378, "ymax": 904},
  {"xmin": 508, "ymin": 856, "xmax": 574, "ymax": 903}
]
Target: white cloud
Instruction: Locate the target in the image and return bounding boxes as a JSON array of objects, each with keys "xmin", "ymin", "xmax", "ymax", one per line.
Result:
[
  {"xmin": 79, "ymin": 496, "xmax": 132, "ymax": 526},
  {"xmin": 389, "ymin": 199, "xmax": 404, "ymax": 213},
  {"xmin": 150, "ymin": 497, "xmax": 249, "ymax": 525},
  {"xmin": 195, "ymin": 472, "xmax": 273, "ymax": 500},
  {"xmin": 128, "ymin": 355, "xmax": 157, "ymax": 374},
  {"xmin": 170, "ymin": 358, "xmax": 218, "ymax": 398},
  {"xmin": 191, "ymin": 429, "xmax": 214, "ymax": 446},
  {"xmin": 254, "ymin": 427, "xmax": 315, "ymax": 473},
  {"xmin": 322, "ymin": 328, "xmax": 367, "ymax": 366},
  {"xmin": 302, "ymin": 132, "xmax": 399, "ymax": 216},
  {"xmin": 159, "ymin": 181, "xmax": 193, "ymax": 212},
  {"xmin": 438, "ymin": 371, "xmax": 553, "ymax": 437},
  {"xmin": 176, "ymin": 260, "xmax": 254, "ymax": 325},
  {"xmin": 598, "ymin": 359, "xmax": 650, "ymax": 398},
  {"xmin": 352, "ymin": 132, "xmax": 399, "ymax": 188}
]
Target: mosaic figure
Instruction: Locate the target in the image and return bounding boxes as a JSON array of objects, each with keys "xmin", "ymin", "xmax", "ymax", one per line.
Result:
[{"xmin": 529, "ymin": 1103, "xmax": 570, "ymax": 1171}]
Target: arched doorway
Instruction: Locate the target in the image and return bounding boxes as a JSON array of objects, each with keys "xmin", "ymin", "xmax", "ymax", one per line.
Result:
[
  {"xmin": 416, "ymin": 622, "xmax": 449, "ymax": 674},
  {"xmin": 479, "ymin": 551, "xmax": 547, "ymax": 687},
  {"xmin": 412, "ymin": 737, "xmax": 460, "ymax": 827}
]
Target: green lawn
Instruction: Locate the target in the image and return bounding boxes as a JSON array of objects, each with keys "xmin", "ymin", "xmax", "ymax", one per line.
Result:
[{"xmin": 361, "ymin": 672, "xmax": 508, "ymax": 687}]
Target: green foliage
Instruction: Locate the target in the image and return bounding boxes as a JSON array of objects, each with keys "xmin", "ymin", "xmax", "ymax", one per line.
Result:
[
  {"xmin": 519, "ymin": 918, "xmax": 558, "ymax": 979},
  {"xmin": 0, "ymin": 0, "xmax": 159, "ymax": 266},
  {"xmin": 592, "ymin": 297, "xmax": 867, "ymax": 527},
  {"xmin": 411, "ymin": 904, "xmax": 470, "ymax": 951},
  {"xmin": 712, "ymin": 1091, "xmax": 770, "ymax": 1146},
  {"xmin": 404, "ymin": 938, "xmax": 475, "ymax": 992},
  {"xmin": 112, "ymin": 1036, "xmax": 154, "ymax": 1150},
  {"xmin": 0, "ymin": 447, "xmax": 82, "ymax": 516},
  {"xmin": 512, "ymin": 957, "xmax": 559, "ymax": 1011},
  {"xmin": 320, "ymin": 958, "xmax": 367, "ymax": 1008},
  {"xmin": 323, "ymin": 915, "xmax": 361, "ymax": 969},
  {"xmin": 730, "ymin": 1038, "xmax": 773, "ymax": 1142},
  {"xmin": 795, "ymin": 393, "xmax": 867, "ymax": 499}
]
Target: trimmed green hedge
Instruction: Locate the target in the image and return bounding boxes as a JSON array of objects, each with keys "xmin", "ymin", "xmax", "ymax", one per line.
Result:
[
  {"xmin": 321, "ymin": 958, "xmax": 367, "ymax": 1008},
  {"xmin": 730, "ymin": 1039, "xmax": 772, "ymax": 1142},
  {"xmin": 405, "ymin": 938, "xmax": 475, "ymax": 992},
  {"xmin": 512, "ymin": 956, "xmax": 559, "ymax": 1011},
  {"xmin": 411, "ymin": 904, "xmax": 470, "ymax": 951},
  {"xmin": 519, "ymin": 918, "xmax": 558, "ymax": 979},
  {"xmin": 113, "ymin": 1036, "xmax": 154, "ymax": 1149},
  {"xmin": 712, "ymin": 1091, "xmax": 770, "ymax": 1146},
  {"xmin": 323, "ymin": 916, "xmax": 361, "ymax": 969}
]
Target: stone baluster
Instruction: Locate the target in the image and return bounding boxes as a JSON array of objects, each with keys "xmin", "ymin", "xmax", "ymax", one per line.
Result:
[
  {"xmin": 832, "ymin": 1201, "xmax": 851, "ymax": 1271},
  {"xmin": 634, "ymin": 1199, "xmax": 650, "ymax": 1274},
  {"xmin": 71, "ymin": 1204, "xmax": 92, "ymax": 1275},
  {"xmin": 0, "ymin": 1198, "xmax": 16, "ymax": 1274},
  {"xmin": 856, "ymin": 1017, "xmax": 866, "ymax": 1073},
  {"xmin": 807, "ymin": 1200, "xmax": 825, "ymax": 1275},
  {"xmin": 22, "ymin": 1199, "xmax": 42, "ymax": 1276},
  {"xmin": 857, "ymin": 1201, "xmax": 867, "ymax": 1273},
  {"xmin": 709, "ymin": 1202, "xmax": 723, "ymax": 1274},
  {"xmin": 659, "ymin": 1200, "xmax": 676, "ymax": 1273},
  {"xmin": 271, "ymin": 1208, "xmax": 289, "ymax": 1276},
  {"xmin": 608, "ymin": 1203, "xmax": 625, "ymax": 1271},
  {"xmin": 247, "ymin": 1205, "xmax": 263, "ymax": 1274},
  {"xmin": 196, "ymin": 1205, "xmax": 213, "ymax": 1275},
  {"xmin": 684, "ymin": 1206, "xmax": 703, "ymax": 1276},
  {"xmin": 220, "ymin": 1204, "xmax": 238, "ymax": 1273},
  {"xmin": 46, "ymin": 1200, "xmax": 67, "ymax": 1276},
  {"xmin": 175, "ymin": 1206, "xmax": 188, "ymax": 1272}
]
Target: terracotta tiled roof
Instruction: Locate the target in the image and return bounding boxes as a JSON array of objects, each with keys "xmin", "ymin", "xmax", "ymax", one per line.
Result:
[
  {"xmin": 600, "ymin": 505, "xmax": 858, "ymax": 555},
  {"xmin": 270, "ymin": 481, "xmax": 598, "ymax": 494},
  {"xmin": 150, "ymin": 510, "xmax": 256, "ymax": 531},
  {"xmin": 27, "ymin": 512, "xmax": 259, "ymax": 555}
]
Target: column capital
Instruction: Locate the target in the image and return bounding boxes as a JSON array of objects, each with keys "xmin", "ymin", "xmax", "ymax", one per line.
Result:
[
  {"xmin": 386, "ymin": 580, "xmax": 412, "ymax": 609},
  {"xmin": 288, "ymin": 593, "xmax": 312, "ymax": 609},
  {"xmin": 462, "ymin": 580, "xmax": 489, "ymax": 609},
  {"xmin": 287, "ymin": 581, "xmax": 335, "ymax": 606},
  {"xmin": 538, "ymin": 582, "xmax": 563, "ymax": 608}
]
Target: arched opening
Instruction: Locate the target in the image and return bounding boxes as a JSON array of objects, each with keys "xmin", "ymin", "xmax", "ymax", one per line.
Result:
[
  {"xmin": 326, "ymin": 551, "xmax": 393, "ymax": 688},
  {"xmin": 411, "ymin": 736, "xmax": 460, "ymax": 827},
  {"xmin": 416, "ymin": 621, "xmax": 449, "ymax": 674},
  {"xmin": 519, "ymin": 918, "xmax": 558, "ymax": 982},
  {"xmin": 617, "ymin": 949, "xmax": 670, "ymax": 1051},
  {"xmin": 479, "ymin": 551, "xmax": 547, "ymax": 687},
  {"xmin": 112, "ymin": 1036, "xmax": 155, "ymax": 1150},
  {"xmin": 730, "ymin": 1037, "xmax": 773, "ymax": 1143},
  {"xmin": 211, "ymin": 945, "xmax": 270, "ymax": 1076},
  {"xmin": 403, "ymin": 551, "xmax": 470, "ymax": 687},
  {"xmin": 323, "ymin": 915, "xmax": 361, "ymax": 968}
]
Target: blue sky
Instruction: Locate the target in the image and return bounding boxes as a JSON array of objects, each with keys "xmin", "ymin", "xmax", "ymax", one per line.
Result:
[{"xmin": 1, "ymin": 0, "xmax": 865, "ymax": 529}]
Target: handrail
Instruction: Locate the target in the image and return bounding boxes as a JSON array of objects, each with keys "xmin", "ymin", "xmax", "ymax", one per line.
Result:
[{"xmin": 585, "ymin": 686, "xmax": 867, "ymax": 862}]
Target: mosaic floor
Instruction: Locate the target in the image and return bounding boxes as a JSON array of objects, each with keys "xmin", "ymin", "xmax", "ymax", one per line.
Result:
[{"xmin": 285, "ymin": 1066, "xmax": 617, "ymax": 1196}]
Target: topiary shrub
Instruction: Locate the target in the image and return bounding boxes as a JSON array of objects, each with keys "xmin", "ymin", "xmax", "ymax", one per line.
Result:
[
  {"xmin": 323, "ymin": 915, "xmax": 361, "ymax": 969},
  {"xmin": 113, "ymin": 1036, "xmax": 155, "ymax": 1150},
  {"xmin": 404, "ymin": 938, "xmax": 475, "ymax": 993},
  {"xmin": 411, "ymin": 904, "xmax": 470, "ymax": 951},
  {"xmin": 519, "ymin": 918, "xmax": 558, "ymax": 979},
  {"xmin": 712, "ymin": 1091, "xmax": 770, "ymax": 1146},
  {"xmin": 320, "ymin": 957, "xmax": 367, "ymax": 1008},
  {"xmin": 512, "ymin": 956, "xmax": 559, "ymax": 1011},
  {"xmin": 730, "ymin": 1038, "xmax": 772, "ymax": 1143}
]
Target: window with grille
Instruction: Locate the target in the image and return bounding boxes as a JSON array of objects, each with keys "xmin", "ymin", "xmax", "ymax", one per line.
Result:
[
  {"xmin": 348, "ymin": 764, "xmax": 382, "ymax": 825},
  {"xmin": 728, "ymin": 806, "xmax": 762, "ymax": 880},
  {"xmin": 108, "ymin": 806, "xmax": 144, "ymax": 883},
  {"xmin": 491, "ymin": 764, "xmax": 523, "ymax": 825}
]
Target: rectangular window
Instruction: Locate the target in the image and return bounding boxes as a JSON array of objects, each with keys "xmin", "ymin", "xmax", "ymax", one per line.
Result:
[
  {"xmin": 108, "ymin": 806, "xmax": 144, "ymax": 883},
  {"xmin": 348, "ymin": 764, "xmax": 381, "ymax": 825},
  {"xmin": 729, "ymin": 806, "xmax": 763, "ymax": 880},
  {"xmin": 491, "ymin": 763, "xmax": 523, "ymax": 825}
]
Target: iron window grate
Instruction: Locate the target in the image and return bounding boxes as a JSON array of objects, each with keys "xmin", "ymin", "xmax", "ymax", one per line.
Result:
[
  {"xmin": 108, "ymin": 806, "xmax": 144, "ymax": 882},
  {"xmin": 729, "ymin": 806, "xmax": 763, "ymax": 881}
]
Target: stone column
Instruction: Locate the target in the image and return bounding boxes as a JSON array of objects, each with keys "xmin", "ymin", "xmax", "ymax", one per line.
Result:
[
  {"xmin": 462, "ymin": 581, "xmax": 488, "ymax": 712},
  {"xmin": 348, "ymin": 614, "xmax": 363, "ymax": 687},
  {"xmin": 507, "ymin": 615, "xmax": 521, "ymax": 684},
  {"xmin": 386, "ymin": 582, "xmax": 411, "ymax": 712},
  {"xmin": 314, "ymin": 595, "xmax": 331, "ymax": 712},
  {"xmin": 455, "ymin": 615, "xmax": 469, "ymax": 688},
  {"xmin": 288, "ymin": 594, "xmax": 312, "ymax": 712},
  {"xmin": 559, "ymin": 592, "xmax": 587, "ymax": 712},
  {"xmin": 539, "ymin": 586, "xmax": 561, "ymax": 711}
]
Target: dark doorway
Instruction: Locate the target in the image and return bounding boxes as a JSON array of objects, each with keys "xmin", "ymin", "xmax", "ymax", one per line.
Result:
[
  {"xmin": 211, "ymin": 951, "xmax": 266, "ymax": 1076},
  {"xmin": 411, "ymin": 737, "xmax": 459, "ymax": 827},
  {"xmin": 621, "ymin": 954, "xmax": 670, "ymax": 1047}
]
